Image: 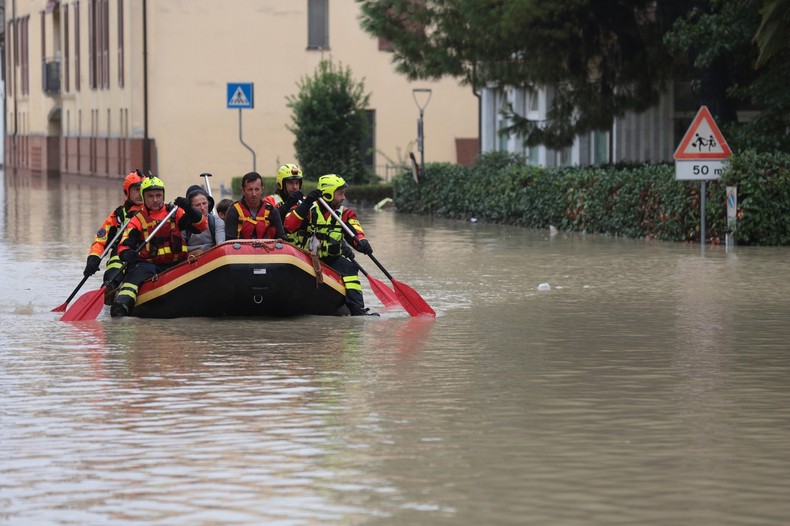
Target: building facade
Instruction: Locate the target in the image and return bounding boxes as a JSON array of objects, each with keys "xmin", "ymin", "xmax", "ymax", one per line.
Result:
[
  {"xmin": 5, "ymin": 0, "xmax": 479, "ymax": 192},
  {"xmin": 480, "ymin": 84, "xmax": 683, "ymax": 167}
]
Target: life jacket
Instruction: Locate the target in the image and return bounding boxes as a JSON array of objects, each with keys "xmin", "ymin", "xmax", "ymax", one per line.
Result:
[
  {"xmin": 89, "ymin": 201, "xmax": 142, "ymax": 258},
  {"xmin": 307, "ymin": 205, "xmax": 354, "ymax": 259},
  {"xmin": 264, "ymin": 193, "xmax": 305, "ymax": 245},
  {"xmin": 233, "ymin": 200, "xmax": 278, "ymax": 239},
  {"xmin": 134, "ymin": 204, "xmax": 187, "ymax": 265}
]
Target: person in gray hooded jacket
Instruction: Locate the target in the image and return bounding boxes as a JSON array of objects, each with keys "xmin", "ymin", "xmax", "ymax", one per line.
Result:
[{"xmin": 183, "ymin": 184, "xmax": 225, "ymax": 254}]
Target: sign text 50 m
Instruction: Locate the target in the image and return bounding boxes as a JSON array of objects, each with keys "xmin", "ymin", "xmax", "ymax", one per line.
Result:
[{"xmin": 675, "ymin": 160, "xmax": 726, "ymax": 181}]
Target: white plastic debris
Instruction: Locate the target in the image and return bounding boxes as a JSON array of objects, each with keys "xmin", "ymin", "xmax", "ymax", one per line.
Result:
[
  {"xmin": 470, "ymin": 217, "xmax": 478, "ymax": 223},
  {"xmin": 537, "ymin": 283, "xmax": 551, "ymax": 291}
]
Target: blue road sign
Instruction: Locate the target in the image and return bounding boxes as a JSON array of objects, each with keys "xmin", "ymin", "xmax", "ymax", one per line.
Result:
[{"xmin": 227, "ymin": 83, "xmax": 254, "ymax": 109}]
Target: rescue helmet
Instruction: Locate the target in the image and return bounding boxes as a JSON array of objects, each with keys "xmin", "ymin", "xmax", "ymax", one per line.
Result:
[
  {"xmin": 123, "ymin": 171, "xmax": 145, "ymax": 197},
  {"xmin": 276, "ymin": 164, "xmax": 303, "ymax": 191},
  {"xmin": 317, "ymin": 174, "xmax": 348, "ymax": 202},
  {"xmin": 140, "ymin": 176, "xmax": 166, "ymax": 197}
]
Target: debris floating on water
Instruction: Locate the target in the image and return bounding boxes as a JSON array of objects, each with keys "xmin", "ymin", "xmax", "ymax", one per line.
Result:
[
  {"xmin": 469, "ymin": 217, "xmax": 478, "ymax": 223},
  {"xmin": 537, "ymin": 283, "xmax": 551, "ymax": 291}
]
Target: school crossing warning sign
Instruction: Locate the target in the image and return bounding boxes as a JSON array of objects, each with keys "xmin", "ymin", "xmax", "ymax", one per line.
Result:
[
  {"xmin": 674, "ymin": 106, "xmax": 732, "ymax": 160},
  {"xmin": 674, "ymin": 106, "xmax": 732, "ymax": 180}
]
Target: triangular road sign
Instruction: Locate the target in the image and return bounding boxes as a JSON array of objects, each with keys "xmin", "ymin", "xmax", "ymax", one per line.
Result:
[
  {"xmin": 674, "ymin": 106, "xmax": 732, "ymax": 160},
  {"xmin": 229, "ymin": 87, "xmax": 250, "ymax": 106}
]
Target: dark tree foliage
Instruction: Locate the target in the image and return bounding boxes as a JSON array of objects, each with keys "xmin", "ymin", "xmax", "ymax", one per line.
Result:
[
  {"xmin": 664, "ymin": 0, "xmax": 789, "ymax": 151},
  {"xmin": 358, "ymin": 0, "xmax": 789, "ymax": 153},
  {"xmin": 287, "ymin": 59, "xmax": 372, "ymax": 184},
  {"xmin": 358, "ymin": 0, "xmax": 682, "ymax": 149}
]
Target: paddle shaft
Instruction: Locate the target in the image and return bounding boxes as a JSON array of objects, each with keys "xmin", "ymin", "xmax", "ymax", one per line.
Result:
[
  {"xmin": 315, "ymin": 198, "xmax": 437, "ymax": 316},
  {"xmin": 317, "ymin": 197, "xmax": 403, "ymax": 279},
  {"xmin": 109, "ymin": 204, "xmax": 180, "ymax": 282},
  {"xmin": 201, "ymin": 172, "xmax": 213, "ymax": 197},
  {"xmin": 54, "ymin": 215, "xmax": 132, "ymax": 311},
  {"xmin": 60, "ymin": 205, "xmax": 180, "ymax": 321}
]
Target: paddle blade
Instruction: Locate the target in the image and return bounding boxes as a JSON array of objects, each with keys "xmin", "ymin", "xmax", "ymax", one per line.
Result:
[
  {"xmin": 366, "ymin": 275, "xmax": 401, "ymax": 309},
  {"xmin": 60, "ymin": 288, "xmax": 107, "ymax": 322},
  {"xmin": 51, "ymin": 302, "xmax": 68, "ymax": 313},
  {"xmin": 392, "ymin": 279, "xmax": 435, "ymax": 317}
]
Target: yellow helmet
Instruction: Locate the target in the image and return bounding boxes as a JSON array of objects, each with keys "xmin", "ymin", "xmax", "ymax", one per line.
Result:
[
  {"xmin": 276, "ymin": 164, "xmax": 303, "ymax": 191},
  {"xmin": 317, "ymin": 174, "xmax": 348, "ymax": 201},
  {"xmin": 140, "ymin": 176, "xmax": 166, "ymax": 197}
]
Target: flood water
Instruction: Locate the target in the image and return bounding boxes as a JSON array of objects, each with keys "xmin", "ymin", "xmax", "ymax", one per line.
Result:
[{"xmin": 2, "ymin": 169, "xmax": 790, "ymax": 525}]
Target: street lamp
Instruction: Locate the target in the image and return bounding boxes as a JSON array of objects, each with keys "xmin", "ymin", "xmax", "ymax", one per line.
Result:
[{"xmin": 412, "ymin": 88, "xmax": 432, "ymax": 179}]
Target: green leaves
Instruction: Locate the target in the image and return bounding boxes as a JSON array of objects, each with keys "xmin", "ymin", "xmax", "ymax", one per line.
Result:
[
  {"xmin": 393, "ymin": 151, "xmax": 790, "ymax": 245},
  {"xmin": 286, "ymin": 59, "xmax": 372, "ymax": 184}
]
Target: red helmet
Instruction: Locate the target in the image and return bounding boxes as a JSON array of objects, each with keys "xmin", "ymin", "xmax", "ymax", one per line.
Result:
[{"xmin": 123, "ymin": 171, "xmax": 145, "ymax": 197}]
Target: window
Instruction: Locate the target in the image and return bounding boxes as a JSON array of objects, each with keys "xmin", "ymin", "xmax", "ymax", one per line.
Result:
[
  {"xmin": 75, "ymin": 1, "xmax": 81, "ymax": 91},
  {"xmin": 64, "ymin": 4, "xmax": 70, "ymax": 92},
  {"xmin": 89, "ymin": 0, "xmax": 109, "ymax": 89},
  {"xmin": 21, "ymin": 17, "xmax": 30, "ymax": 95},
  {"xmin": 307, "ymin": 0, "xmax": 328, "ymax": 49},
  {"xmin": 6, "ymin": 21, "xmax": 12, "ymax": 97},
  {"xmin": 117, "ymin": 0, "xmax": 124, "ymax": 86},
  {"xmin": 378, "ymin": 37, "xmax": 393, "ymax": 51},
  {"xmin": 592, "ymin": 130, "xmax": 609, "ymax": 165},
  {"xmin": 41, "ymin": 11, "xmax": 46, "ymax": 62}
]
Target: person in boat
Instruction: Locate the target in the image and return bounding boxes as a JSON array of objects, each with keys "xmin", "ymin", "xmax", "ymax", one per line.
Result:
[
  {"xmin": 110, "ymin": 176, "xmax": 208, "ymax": 317},
  {"xmin": 223, "ymin": 171, "xmax": 285, "ymax": 241},
  {"xmin": 265, "ymin": 163, "xmax": 304, "ymax": 221},
  {"xmin": 215, "ymin": 198, "xmax": 233, "ymax": 220},
  {"xmin": 83, "ymin": 170, "xmax": 146, "ymax": 304},
  {"xmin": 284, "ymin": 174, "xmax": 378, "ymax": 316},
  {"xmin": 183, "ymin": 184, "xmax": 225, "ymax": 255},
  {"xmin": 264, "ymin": 163, "xmax": 307, "ymax": 244}
]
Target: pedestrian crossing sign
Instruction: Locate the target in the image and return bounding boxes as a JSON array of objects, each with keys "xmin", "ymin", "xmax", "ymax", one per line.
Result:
[
  {"xmin": 227, "ymin": 83, "xmax": 254, "ymax": 109},
  {"xmin": 673, "ymin": 106, "xmax": 732, "ymax": 160}
]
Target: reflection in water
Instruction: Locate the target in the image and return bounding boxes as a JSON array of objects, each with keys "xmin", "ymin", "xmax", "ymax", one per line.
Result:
[{"xmin": 3, "ymin": 169, "xmax": 790, "ymax": 524}]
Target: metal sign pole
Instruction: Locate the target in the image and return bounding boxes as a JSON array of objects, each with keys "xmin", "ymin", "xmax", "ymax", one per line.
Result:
[
  {"xmin": 700, "ymin": 180, "xmax": 706, "ymax": 254},
  {"xmin": 238, "ymin": 108, "xmax": 256, "ymax": 173}
]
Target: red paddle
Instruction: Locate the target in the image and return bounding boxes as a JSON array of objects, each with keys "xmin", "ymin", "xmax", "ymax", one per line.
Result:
[
  {"xmin": 53, "ymin": 216, "xmax": 132, "ymax": 312},
  {"xmin": 61, "ymin": 205, "xmax": 179, "ymax": 322},
  {"xmin": 318, "ymin": 198, "xmax": 435, "ymax": 317},
  {"xmin": 351, "ymin": 257, "xmax": 401, "ymax": 309}
]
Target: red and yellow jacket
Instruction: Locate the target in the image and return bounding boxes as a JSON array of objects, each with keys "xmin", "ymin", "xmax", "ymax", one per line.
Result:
[
  {"xmin": 284, "ymin": 204, "xmax": 366, "ymax": 256},
  {"xmin": 88, "ymin": 201, "xmax": 143, "ymax": 258},
  {"xmin": 118, "ymin": 204, "xmax": 207, "ymax": 266}
]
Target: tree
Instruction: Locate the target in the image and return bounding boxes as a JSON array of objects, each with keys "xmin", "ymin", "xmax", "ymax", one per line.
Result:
[
  {"xmin": 664, "ymin": 0, "xmax": 790, "ymax": 151},
  {"xmin": 754, "ymin": 0, "xmax": 790, "ymax": 66},
  {"xmin": 358, "ymin": 0, "xmax": 788, "ymax": 153},
  {"xmin": 287, "ymin": 59, "xmax": 372, "ymax": 184},
  {"xmin": 358, "ymin": 0, "xmax": 682, "ymax": 149}
]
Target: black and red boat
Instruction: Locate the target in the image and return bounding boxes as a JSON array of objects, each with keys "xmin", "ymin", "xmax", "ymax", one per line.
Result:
[{"xmin": 130, "ymin": 240, "xmax": 349, "ymax": 318}]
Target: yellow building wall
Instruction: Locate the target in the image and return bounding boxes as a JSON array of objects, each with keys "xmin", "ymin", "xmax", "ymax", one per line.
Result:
[{"xmin": 7, "ymin": 0, "xmax": 479, "ymax": 195}]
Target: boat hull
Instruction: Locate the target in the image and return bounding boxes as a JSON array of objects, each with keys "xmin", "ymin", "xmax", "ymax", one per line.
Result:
[{"xmin": 132, "ymin": 240, "xmax": 348, "ymax": 318}]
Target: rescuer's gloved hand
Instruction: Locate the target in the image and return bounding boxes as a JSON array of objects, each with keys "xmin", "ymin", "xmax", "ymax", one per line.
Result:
[
  {"xmin": 305, "ymin": 189, "xmax": 322, "ymax": 203},
  {"xmin": 119, "ymin": 249, "xmax": 138, "ymax": 265},
  {"xmin": 355, "ymin": 238, "xmax": 373, "ymax": 255},
  {"xmin": 342, "ymin": 243, "xmax": 354, "ymax": 259},
  {"xmin": 174, "ymin": 196, "xmax": 191, "ymax": 210},
  {"xmin": 83, "ymin": 255, "xmax": 101, "ymax": 277},
  {"xmin": 285, "ymin": 191, "xmax": 304, "ymax": 207}
]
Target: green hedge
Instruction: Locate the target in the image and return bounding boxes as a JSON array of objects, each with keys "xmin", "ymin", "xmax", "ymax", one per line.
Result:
[{"xmin": 392, "ymin": 151, "xmax": 790, "ymax": 246}]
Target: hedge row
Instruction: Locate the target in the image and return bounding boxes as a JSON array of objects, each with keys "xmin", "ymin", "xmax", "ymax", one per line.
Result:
[{"xmin": 392, "ymin": 151, "xmax": 790, "ymax": 245}]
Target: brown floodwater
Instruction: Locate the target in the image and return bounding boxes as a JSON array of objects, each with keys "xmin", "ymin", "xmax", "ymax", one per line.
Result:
[{"xmin": 2, "ymin": 169, "xmax": 790, "ymax": 525}]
